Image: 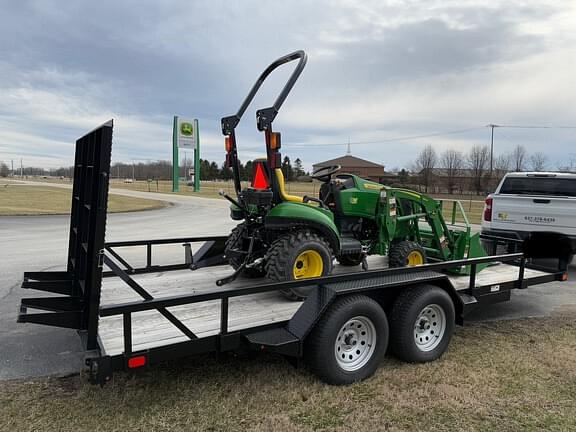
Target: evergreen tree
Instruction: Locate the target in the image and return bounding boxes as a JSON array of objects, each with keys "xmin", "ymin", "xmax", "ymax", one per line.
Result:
[{"xmin": 282, "ymin": 156, "xmax": 292, "ymax": 181}]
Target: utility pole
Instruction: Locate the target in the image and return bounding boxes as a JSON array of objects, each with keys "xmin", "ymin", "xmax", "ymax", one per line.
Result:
[
  {"xmin": 487, "ymin": 124, "xmax": 499, "ymax": 176},
  {"xmin": 132, "ymin": 160, "xmax": 135, "ymax": 181},
  {"xmin": 11, "ymin": 159, "xmax": 14, "ymax": 177},
  {"xmin": 20, "ymin": 159, "xmax": 23, "ymax": 178}
]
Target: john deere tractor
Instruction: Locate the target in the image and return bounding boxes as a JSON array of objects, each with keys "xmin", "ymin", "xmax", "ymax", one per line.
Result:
[{"xmin": 218, "ymin": 50, "xmax": 487, "ymax": 298}]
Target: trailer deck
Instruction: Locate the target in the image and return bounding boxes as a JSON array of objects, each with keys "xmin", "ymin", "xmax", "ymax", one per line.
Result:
[{"xmin": 97, "ymin": 259, "xmax": 551, "ymax": 356}]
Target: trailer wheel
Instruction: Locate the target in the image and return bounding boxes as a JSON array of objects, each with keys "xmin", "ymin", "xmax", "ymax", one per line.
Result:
[
  {"xmin": 305, "ymin": 295, "xmax": 388, "ymax": 385},
  {"xmin": 265, "ymin": 230, "xmax": 333, "ymax": 300},
  {"xmin": 225, "ymin": 223, "xmax": 266, "ymax": 278},
  {"xmin": 390, "ymin": 285, "xmax": 455, "ymax": 363},
  {"xmin": 389, "ymin": 241, "xmax": 426, "ymax": 267}
]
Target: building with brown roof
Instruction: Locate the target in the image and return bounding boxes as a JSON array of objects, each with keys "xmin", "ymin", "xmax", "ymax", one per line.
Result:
[{"xmin": 313, "ymin": 154, "xmax": 386, "ymax": 183}]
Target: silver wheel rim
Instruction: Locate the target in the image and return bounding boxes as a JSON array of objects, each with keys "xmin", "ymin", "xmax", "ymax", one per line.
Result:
[
  {"xmin": 334, "ymin": 316, "xmax": 376, "ymax": 371},
  {"xmin": 414, "ymin": 304, "xmax": 446, "ymax": 352}
]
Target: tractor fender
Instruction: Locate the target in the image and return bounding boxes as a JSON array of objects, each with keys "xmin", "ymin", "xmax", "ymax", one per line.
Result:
[{"xmin": 265, "ymin": 202, "xmax": 340, "ymax": 253}]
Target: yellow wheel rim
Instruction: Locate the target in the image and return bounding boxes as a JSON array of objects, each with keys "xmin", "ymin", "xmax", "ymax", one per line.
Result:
[
  {"xmin": 293, "ymin": 250, "xmax": 324, "ymax": 279},
  {"xmin": 407, "ymin": 251, "xmax": 424, "ymax": 266}
]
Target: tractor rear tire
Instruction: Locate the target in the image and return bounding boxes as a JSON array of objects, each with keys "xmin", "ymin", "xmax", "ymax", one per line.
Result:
[
  {"xmin": 265, "ymin": 230, "xmax": 333, "ymax": 300},
  {"xmin": 225, "ymin": 223, "xmax": 265, "ymax": 278},
  {"xmin": 305, "ymin": 295, "xmax": 389, "ymax": 385},
  {"xmin": 337, "ymin": 254, "xmax": 364, "ymax": 267},
  {"xmin": 389, "ymin": 241, "xmax": 426, "ymax": 268}
]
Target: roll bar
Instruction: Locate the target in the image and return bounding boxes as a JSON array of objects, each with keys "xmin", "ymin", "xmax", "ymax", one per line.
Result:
[{"xmin": 221, "ymin": 50, "xmax": 307, "ymax": 135}]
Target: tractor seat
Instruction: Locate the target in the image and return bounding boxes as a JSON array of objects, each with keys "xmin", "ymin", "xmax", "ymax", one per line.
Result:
[{"xmin": 319, "ymin": 175, "xmax": 355, "ymax": 210}]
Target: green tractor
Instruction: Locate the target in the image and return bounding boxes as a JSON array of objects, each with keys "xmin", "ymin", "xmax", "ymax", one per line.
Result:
[{"xmin": 218, "ymin": 50, "xmax": 487, "ymax": 298}]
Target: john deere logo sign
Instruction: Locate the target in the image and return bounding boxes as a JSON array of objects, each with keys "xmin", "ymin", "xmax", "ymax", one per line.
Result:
[
  {"xmin": 177, "ymin": 118, "xmax": 197, "ymax": 149},
  {"xmin": 180, "ymin": 122, "xmax": 193, "ymax": 136}
]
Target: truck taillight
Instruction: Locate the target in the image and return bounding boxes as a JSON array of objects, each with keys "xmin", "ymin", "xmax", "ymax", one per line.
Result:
[{"xmin": 483, "ymin": 196, "xmax": 493, "ymax": 222}]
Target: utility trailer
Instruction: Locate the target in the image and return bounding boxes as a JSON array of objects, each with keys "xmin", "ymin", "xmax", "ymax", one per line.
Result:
[{"xmin": 17, "ymin": 121, "xmax": 569, "ymax": 385}]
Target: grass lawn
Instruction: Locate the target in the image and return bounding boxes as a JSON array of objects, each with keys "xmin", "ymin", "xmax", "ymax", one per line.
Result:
[
  {"xmin": 7, "ymin": 178, "xmax": 486, "ymax": 223},
  {"xmin": 0, "ymin": 184, "xmax": 167, "ymax": 215},
  {"xmin": 1, "ymin": 312, "xmax": 576, "ymax": 431}
]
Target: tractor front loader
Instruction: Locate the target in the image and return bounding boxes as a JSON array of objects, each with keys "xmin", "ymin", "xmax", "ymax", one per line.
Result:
[{"xmin": 216, "ymin": 50, "xmax": 487, "ymax": 299}]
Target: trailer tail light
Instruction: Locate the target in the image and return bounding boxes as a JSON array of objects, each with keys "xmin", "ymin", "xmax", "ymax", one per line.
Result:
[
  {"xmin": 252, "ymin": 161, "xmax": 270, "ymax": 189},
  {"xmin": 127, "ymin": 355, "xmax": 147, "ymax": 369},
  {"xmin": 225, "ymin": 136, "xmax": 232, "ymax": 152},
  {"xmin": 483, "ymin": 196, "xmax": 493, "ymax": 222},
  {"xmin": 561, "ymin": 272, "xmax": 568, "ymax": 281}
]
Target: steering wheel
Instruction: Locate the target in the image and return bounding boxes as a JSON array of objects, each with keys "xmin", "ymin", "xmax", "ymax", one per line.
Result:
[{"xmin": 311, "ymin": 165, "xmax": 341, "ymax": 182}]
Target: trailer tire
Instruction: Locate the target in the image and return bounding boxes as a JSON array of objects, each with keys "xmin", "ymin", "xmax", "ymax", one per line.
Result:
[
  {"xmin": 225, "ymin": 223, "xmax": 266, "ymax": 278},
  {"xmin": 305, "ymin": 295, "xmax": 388, "ymax": 385},
  {"xmin": 389, "ymin": 285, "xmax": 455, "ymax": 363},
  {"xmin": 389, "ymin": 241, "xmax": 426, "ymax": 267},
  {"xmin": 265, "ymin": 230, "xmax": 333, "ymax": 300}
]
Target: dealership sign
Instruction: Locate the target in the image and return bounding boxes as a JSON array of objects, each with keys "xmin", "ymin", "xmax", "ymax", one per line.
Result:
[{"xmin": 177, "ymin": 118, "xmax": 198, "ymax": 149}]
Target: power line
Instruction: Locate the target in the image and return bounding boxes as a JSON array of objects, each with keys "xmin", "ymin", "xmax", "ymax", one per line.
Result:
[
  {"xmin": 288, "ymin": 127, "xmax": 485, "ymax": 147},
  {"xmin": 487, "ymin": 124, "xmax": 576, "ymax": 129}
]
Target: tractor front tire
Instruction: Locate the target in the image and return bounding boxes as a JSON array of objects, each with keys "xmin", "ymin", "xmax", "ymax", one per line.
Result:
[
  {"xmin": 389, "ymin": 241, "xmax": 426, "ymax": 268},
  {"xmin": 265, "ymin": 230, "xmax": 333, "ymax": 300},
  {"xmin": 225, "ymin": 223, "xmax": 265, "ymax": 278}
]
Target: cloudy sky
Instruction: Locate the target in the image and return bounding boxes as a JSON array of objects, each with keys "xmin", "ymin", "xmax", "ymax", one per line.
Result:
[{"xmin": 1, "ymin": 0, "xmax": 575, "ymax": 172}]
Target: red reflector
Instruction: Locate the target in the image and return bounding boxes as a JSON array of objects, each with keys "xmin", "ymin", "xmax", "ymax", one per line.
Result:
[
  {"xmin": 252, "ymin": 162, "xmax": 269, "ymax": 189},
  {"xmin": 128, "ymin": 355, "xmax": 147, "ymax": 369}
]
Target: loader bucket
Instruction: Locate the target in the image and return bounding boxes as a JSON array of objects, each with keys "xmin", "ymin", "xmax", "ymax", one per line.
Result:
[{"xmin": 446, "ymin": 232, "xmax": 489, "ymax": 275}]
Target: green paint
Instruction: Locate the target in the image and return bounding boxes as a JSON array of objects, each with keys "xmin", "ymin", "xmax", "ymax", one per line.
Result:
[
  {"xmin": 194, "ymin": 119, "xmax": 200, "ymax": 192},
  {"xmin": 266, "ymin": 201, "xmax": 338, "ymax": 237},
  {"xmin": 172, "ymin": 116, "xmax": 179, "ymax": 192}
]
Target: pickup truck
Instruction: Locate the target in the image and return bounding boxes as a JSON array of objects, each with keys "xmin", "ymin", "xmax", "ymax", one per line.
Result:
[{"xmin": 481, "ymin": 172, "xmax": 576, "ymax": 261}]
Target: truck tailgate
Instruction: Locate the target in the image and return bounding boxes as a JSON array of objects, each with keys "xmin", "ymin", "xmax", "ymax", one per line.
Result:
[{"xmin": 491, "ymin": 195, "xmax": 576, "ymax": 235}]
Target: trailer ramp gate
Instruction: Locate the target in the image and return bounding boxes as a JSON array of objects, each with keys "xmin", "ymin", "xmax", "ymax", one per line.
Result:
[{"xmin": 18, "ymin": 121, "xmax": 113, "ymax": 350}]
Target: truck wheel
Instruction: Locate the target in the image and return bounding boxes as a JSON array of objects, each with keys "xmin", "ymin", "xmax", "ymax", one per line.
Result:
[
  {"xmin": 225, "ymin": 223, "xmax": 265, "ymax": 278},
  {"xmin": 389, "ymin": 285, "xmax": 455, "ymax": 363},
  {"xmin": 389, "ymin": 241, "xmax": 426, "ymax": 267},
  {"xmin": 305, "ymin": 295, "xmax": 388, "ymax": 385},
  {"xmin": 265, "ymin": 230, "xmax": 333, "ymax": 300},
  {"xmin": 337, "ymin": 254, "xmax": 364, "ymax": 266}
]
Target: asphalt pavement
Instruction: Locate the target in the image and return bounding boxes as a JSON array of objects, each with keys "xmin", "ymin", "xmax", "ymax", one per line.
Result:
[{"xmin": 1, "ymin": 186, "xmax": 575, "ymax": 380}]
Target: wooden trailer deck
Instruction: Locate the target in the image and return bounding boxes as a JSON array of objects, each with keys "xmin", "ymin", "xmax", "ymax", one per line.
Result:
[{"xmin": 98, "ymin": 260, "xmax": 550, "ymax": 356}]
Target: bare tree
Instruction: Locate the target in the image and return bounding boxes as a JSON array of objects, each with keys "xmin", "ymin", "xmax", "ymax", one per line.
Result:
[
  {"xmin": 510, "ymin": 145, "xmax": 527, "ymax": 172},
  {"xmin": 413, "ymin": 145, "xmax": 437, "ymax": 193},
  {"xmin": 467, "ymin": 145, "xmax": 490, "ymax": 194},
  {"xmin": 557, "ymin": 155, "xmax": 576, "ymax": 172},
  {"xmin": 529, "ymin": 152, "xmax": 548, "ymax": 171},
  {"xmin": 440, "ymin": 149, "xmax": 464, "ymax": 194}
]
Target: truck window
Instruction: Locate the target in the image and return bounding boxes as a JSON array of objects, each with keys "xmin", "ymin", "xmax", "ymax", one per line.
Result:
[{"xmin": 500, "ymin": 177, "xmax": 576, "ymax": 197}]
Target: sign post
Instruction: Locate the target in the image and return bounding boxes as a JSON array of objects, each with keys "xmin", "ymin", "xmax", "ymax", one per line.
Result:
[
  {"xmin": 172, "ymin": 116, "xmax": 179, "ymax": 192},
  {"xmin": 172, "ymin": 116, "xmax": 201, "ymax": 192}
]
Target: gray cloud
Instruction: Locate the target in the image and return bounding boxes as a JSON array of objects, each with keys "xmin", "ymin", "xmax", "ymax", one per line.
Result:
[{"xmin": 0, "ymin": 0, "xmax": 574, "ymax": 171}]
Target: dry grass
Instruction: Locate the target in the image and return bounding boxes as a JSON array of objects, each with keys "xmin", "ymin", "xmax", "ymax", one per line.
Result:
[
  {"xmin": 0, "ymin": 185, "xmax": 167, "ymax": 215},
  {"xmin": 2, "ymin": 312, "xmax": 576, "ymax": 431},
  {"xmin": 6, "ymin": 178, "xmax": 487, "ymax": 223}
]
